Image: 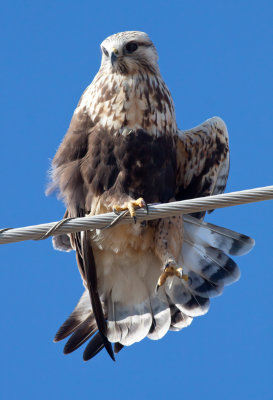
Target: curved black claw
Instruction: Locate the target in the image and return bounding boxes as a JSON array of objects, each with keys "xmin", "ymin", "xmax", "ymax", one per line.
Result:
[
  {"xmin": 144, "ymin": 201, "xmax": 149, "ymax": 215},
  {"xmin": 113, "ymin": 207, "xmax": 120, "ymax": 216}
]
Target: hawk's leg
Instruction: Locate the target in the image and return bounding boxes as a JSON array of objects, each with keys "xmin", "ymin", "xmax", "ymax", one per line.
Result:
[
  {"xmin": 154, "ymin": 216, "xmax": 188, "ymax": 290},
  {"xmin": 156, "ymin": 260, "xmax": 188, "ymax": 290},
  {"xmin": 113, "ymin": 197, "xmax": 147, "ymax": 223}
]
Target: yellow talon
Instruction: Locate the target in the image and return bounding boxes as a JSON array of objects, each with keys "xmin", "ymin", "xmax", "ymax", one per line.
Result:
[
  {"xmin": 113, "ymin": 198, "xmax": 146, "ymax": 221},
  {"xmin": 175, "ymin": 267, "xmax": 188, "ymax": 281},
  {"xmin": 128, "ymin": 202, "xmax": 137, "ymax": 218},
  {"xmin": 157, "ymin": 264, "xmax": 188, "ymax": 290}
]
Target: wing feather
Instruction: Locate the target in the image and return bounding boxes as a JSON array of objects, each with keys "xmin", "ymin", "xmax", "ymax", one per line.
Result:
[
  {"xmin": 83, "ymin": 333, "xmax": 106, "ymax": 361},
  {"xmin": 175, "ymin": 117, "xmax": 230, "ymax": 215},
  {"xmin": 54, "ymin": 290, "xmax": 92, "ymax": 342}
]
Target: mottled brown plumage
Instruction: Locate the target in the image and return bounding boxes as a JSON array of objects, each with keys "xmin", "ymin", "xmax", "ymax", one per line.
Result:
[{"xmin": 49, "ymin": 31, "xmax": 254, "ymax": 361}]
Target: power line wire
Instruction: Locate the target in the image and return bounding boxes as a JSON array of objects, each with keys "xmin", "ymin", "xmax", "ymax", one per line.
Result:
[{"xmin": 0, "ymin": 185, "xmax": 272, "ymax": 245}]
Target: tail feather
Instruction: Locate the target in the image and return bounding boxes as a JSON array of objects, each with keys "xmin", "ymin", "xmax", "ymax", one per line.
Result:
[
  {"xmin": 201, "ymin": 247, "xmax": 240, "ymax": 285},
  {"xmin": 165, "ymin": 277, "xmax": 211, "ymax": 317},
  {"xmin": 107, "ymin": 298, "xmax": 153, "ymax": 346},
  {"xmin": 147, "ymin": 289, "xmax": 171, "ymax": 340},
  {"xmin": 169, "ymin": 304, "xmax": 193, "ymax": 331},
  {"xmin": 187, "ymin": 269, "xmax": 224, "ymax": 298},
  {"xmin": 54, "ymin": 215, "xmax": 254, "ymax": 360},
  {"xmin": 183, "ymin": 215, "xmax": 255, "ymax": 256},
  {"xmin": 182, "ymin": 241, "xmax": 240, "ymax": 292}
]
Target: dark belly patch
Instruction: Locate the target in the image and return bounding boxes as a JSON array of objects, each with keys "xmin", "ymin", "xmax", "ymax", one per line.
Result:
[{"xmin": 81, "ymin": 129, "xmax": 177, "ymax": 204}]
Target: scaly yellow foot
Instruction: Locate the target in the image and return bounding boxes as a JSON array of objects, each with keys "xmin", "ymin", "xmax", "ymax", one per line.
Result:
[
  {"xmin": 156, "ymin": 261, "xmax": 188, "ymax": 291},
  {"xmin": 113, "ymin": 198, "xmax": 147, "ymax": 223}
]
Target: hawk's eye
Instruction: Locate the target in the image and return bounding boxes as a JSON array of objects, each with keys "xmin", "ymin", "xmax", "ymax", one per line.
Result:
[
  {"xmin": 102, "ymin": 46, "xmax": 109, "ymax": 57},
  {"xmin": 125, "ymin": 42, "xmax": 138, "ymax": 54}
]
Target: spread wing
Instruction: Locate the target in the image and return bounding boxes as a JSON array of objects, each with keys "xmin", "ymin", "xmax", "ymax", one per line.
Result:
[{"xmin": 174, "ymin": 117, "xmax": 230, "ymax": 214}]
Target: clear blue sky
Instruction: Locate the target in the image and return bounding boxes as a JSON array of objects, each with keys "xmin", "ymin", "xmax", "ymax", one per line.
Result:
[{"xmin": 0, "ymin": 1, "xmax": 272, "ymax": 399}]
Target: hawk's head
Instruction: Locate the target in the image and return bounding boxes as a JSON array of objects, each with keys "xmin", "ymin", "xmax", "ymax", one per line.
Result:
[{"xmin": 100, "ymin": 31, "xmax": 159, "ymax": 75}]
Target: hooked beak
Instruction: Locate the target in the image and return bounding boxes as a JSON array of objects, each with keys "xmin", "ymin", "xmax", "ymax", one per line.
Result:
[{"xmin": 111, "ymin": 47, "xmax": 119, "ymax": 65}]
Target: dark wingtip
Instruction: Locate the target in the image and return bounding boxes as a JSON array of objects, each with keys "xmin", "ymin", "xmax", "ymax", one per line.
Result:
[
  {"xmin": 83, "ymin": 334, "xmax": 104, "ymax": 361},
  {"xmin": 63, "ymin": 330, "xmax": 95, "ymax": 355},
  {"xmin": 62, "ymin": 317, "xmax": 96, "ymax": 354},
  {"xmin": 114, "ymin": 342, "xmax": 124, "ymax": 354},
  {"xmin": 53, "ymin": 316, "xmax": 79, "ymax": 342},
  {"xmin": 103, "ymin": 336, "xmax": 115, "ymax": 361},
  {"xmin": 83, "ymin": 333, "xmax": 115, "ymax": 362}
]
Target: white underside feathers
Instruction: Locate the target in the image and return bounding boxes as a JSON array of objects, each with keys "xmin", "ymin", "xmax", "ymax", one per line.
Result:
[
  {"xmin": 107, "ymin": 298, "xmax": 152, "ymax": 346},
  {"xmin": 55, "ymin": 215, "xmax": 254, "ymax": 356},
  {"xmin": 183, "ymin": 215, "xmax": 255, "ymax": 256}
]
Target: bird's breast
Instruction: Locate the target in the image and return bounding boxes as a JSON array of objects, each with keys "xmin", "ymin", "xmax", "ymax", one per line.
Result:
[{"xmin": 81, "ymin": 72, "xmax": 177, "ymax": 137}]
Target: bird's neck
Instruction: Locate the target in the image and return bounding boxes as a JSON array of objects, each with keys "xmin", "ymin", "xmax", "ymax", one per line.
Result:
[{"xmin": 81, "ymin": 70, "xmax": 177, "ymax": 137}]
